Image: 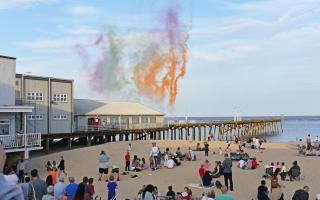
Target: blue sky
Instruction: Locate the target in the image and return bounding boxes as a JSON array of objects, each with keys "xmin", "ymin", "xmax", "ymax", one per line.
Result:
[{"xmin": 1, "ymin": 0, "xmax": 320, "ymax": 117}]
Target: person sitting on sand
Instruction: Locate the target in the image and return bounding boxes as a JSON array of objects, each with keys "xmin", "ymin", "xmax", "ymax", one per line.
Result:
[
  {"xmin": 216, "ymin": 186, "xmax": 234, "ymax": 200},
  {"xmin": 176, "ymin": 147, "xmax": 184, "ymax": 160},
  {"xmin": 181, "ymin": 187, "xmax": 192, "ymax": 200},
  {"xmin": 270, "ymin": 171, "xmax": 283, "ymax": 200},
  {"xmin": 288, "ymin": 160, "xmax": 301, "ymax": 181},
  {"xmin": 212, "ymin": 161, "xmax": 223, "ymax": 178},
  {"xmin": 252, "ymin": 158, "xmax": 258, "ymax": 169},
  {"xmin": 292, "ymin": 186, "xmax": 309, "ymax": 200},
  {"xmin": 225, "ymin": 144, "xmax": 231, "ymax": 155},
  {"xmin": 257, "ymin": 180, "xmax": 270, "ymax": 200},
  {"xmin": 184, "ymin": 149, "xmax": 191, "ymax": 161},
  {"xmin": 172, "ymin": 155, "xmax": 181, "ymax": 166},
  {"xmin": 238, "ymin": 145, "xmax": 244, "ymax": 153},
  {"xmin": 202, "ymin": 171, "xmax": 215, "ymax": 187},
  {"xmin": 246, "ymin": 158, "xmax": 253, "ymax": 170},
  {"xmin": 165, "ymin": 156, "xmax": 175, "ymax": 169},
  {"xmin": 238, "ymin": 158, "xmax": 246, "ymax": 170},
  {"xmin": 132, "ymin": 155, "xmax": 142, "ymax": 172},
  {"xmin": 218, "ymin": 147, "xmax": 223, "ymax": 155},
  {"xmin": 305, "ymin": 145, "xmax": 317, "ymax": 156},
  {"xmin": 166, "ymin": 185, "xmax": 176, "ymax": 200},
  {"xmin": 140, "ymin": 158, "xmax": 149, "ymax": 170}
]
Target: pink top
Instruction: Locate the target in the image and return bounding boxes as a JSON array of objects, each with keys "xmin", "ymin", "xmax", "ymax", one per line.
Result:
[
  {"xmin": 203, "ymin": 162, "xmax": 211, "ymax": 172},
  {"xmin": 306, "ymin": 136, "xmax": 311, "ymax": 142}
]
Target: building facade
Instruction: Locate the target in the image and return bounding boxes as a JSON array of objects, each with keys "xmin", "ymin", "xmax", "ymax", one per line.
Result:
[
  {"xmin": 15, "ymin": 74, "xmax": 73, "ymax": 134},
  {"xmin": 74, "ymin": 99, "xmax": 165, "ymax": 131}
]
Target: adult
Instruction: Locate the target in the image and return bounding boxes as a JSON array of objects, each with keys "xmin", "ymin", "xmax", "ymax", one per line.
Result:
[
  {"xmin": 150, "ymin": 143, "xmax": 159, "ymax": 170},
  {"xmin": 306, "ymin": 134, "xmax": 311, "ymax": 146},
  {"xmin": 222, "ymin": 154, "xmax": 233, "ymax": 191},
  {"xmin": 17, "ymin": 159, "xmax": 27, "ymax": 183},
  {"xmin": 42, "ymin": 186, "xmax": 54, "ymax": 200},
  {"xmin": 257, "ymin": 180, "xmax": 270, "ymax": 200},
  {"xmin": 54, "ymin": 176, "xmax": 67, "ymax": 200},
  {"xmin": 107, "ymin": 175, "xmax": 117, "ymax": 200},
  {"xmin": 202, "ymin": 171, "xmax": 214, "ymax": 187},
  {"xmin": 212, "ymin": 161, "xmax": 222, "ymax": 178},
  {"xmin": 288, "ymin": 160, "xmax": 301, "ymax": 181},
  {"xmin": 204, "ymin": 142, "xmax": 209, "ymax": 157},
  {"xmin": 166, "ymin": 185, "xmax": 176, "ymax": 200},
  {"xmin": 98, "ymin": 151, "xmax": 110, "ymax": 181},
  {"xmin": 21, "ymin": 176, "xmax": 31, "ymax": 199},
  {"xmin": 203, "ymin": 160, "xmax": 211, "ymax": 172},
  {"xmin": 29, "ymin": 169, "xmax": 47, "ymax": 200},
  {"xmin": 238, "ymin": 159, "xmax": 246, "ymax": 170},
  {"xmin": 166, "ymin": 156, "xmax": 175, "ymax": 169},
  {"xmin": 72, "ymin": 183, "xmax": 90, "ymax": 200},
  {"xmin": 141, "ymin": 184, "xmax": 154, "ymax": 200},
  {"xmin": 3, "ymin": 166, "xmax": 19, "ymax": 186},
  {"xmin": 125, "ymin": 151, "xmax": 131, "ymax": 172},
  {"xmin": 132, "ymin": 155, "xmax": 142, "ymax": 172},
  {"xmin": 57, "ymin": 156, "xmax": 67, "ymax": 177},
  {"xmin": 216, "ymin": 186, "xmax": 234, "ymax": 200},
  {"xmin": 0, "ymin": 146, "xmax": 24, "ymax": 200},
  {"xmin": 65, "ymin": 177, "xmax": 78, "ymax": 200},
  {"xmin": 292, "ymin": 186, "xmax": 309, "ymax": 200}
]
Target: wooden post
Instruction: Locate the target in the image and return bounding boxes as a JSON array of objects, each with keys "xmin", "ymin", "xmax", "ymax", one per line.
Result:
[
  {"xmin": 198, "ymin": 126, "xmax": 201, "ymax": 141},
  {"xmin": 174, "ymin": 129, "xmax": 177, "ymax": 140},
  {"xmin": 46, "ymin": 138, "xmax": 50, "ymax": 154},
  {"xmin": 192, "ymin": 127, "xmax": 195, "ymax": 141},
  {"xmin": 203, "ymin": 126, "xmax": 207, "ymax": 141},
  {"xmin": 87, "ymin": 136, "xmax": 91, "ymax": 146},
  {"xmin": 68, "ymin": 138, "xmax": 72, "ymax": 149}
]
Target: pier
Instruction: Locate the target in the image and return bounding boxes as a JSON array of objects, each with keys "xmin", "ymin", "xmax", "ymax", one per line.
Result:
[{"xmin": 42, "ymin": 118, "xmax": 282, "ymax": 153}]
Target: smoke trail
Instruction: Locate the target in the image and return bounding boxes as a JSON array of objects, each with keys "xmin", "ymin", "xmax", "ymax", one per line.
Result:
[
  {"xmin": 133, "ymin": 6, "xmax": 190, "ymax": 109},
  {"xmin": 76, "ymin": 29, "xmax": 128, "ymax": 92}
]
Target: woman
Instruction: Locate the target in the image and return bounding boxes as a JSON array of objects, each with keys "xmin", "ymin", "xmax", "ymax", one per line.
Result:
[
  {"xmin": 153, "ymin": 186, "xmax": 161, "ymax": 200},
  {"xmin": 270, "ymin": 171, "xmax": 284, "ymax": 200},
  {"xmin": 212, "ymin": 161, "xmax": 222, "ymax": 178},
  {"xmin": 181, "ymin": 187, "xmax": 192, "ymax": 200},
  {"xmin": 42, "ymin": 186, "xmax": 54, "ymax": 200},
  {"xmin": 73, "ymin": 183, "xmax": 91, "ymax": 200},
  {"xmin": 132, "ymin": 155, "xmax": 142, "ymax": 172},
  {"xmin": 141, "ymin": 184, "xmax": 155, "ymax": 200}
]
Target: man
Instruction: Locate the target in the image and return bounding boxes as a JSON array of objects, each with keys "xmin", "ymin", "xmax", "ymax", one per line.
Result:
[
  {"xmin": 257, "ymin": 180, "xmax": 270, "ymax": 200},
  {"xmin": 216, "ymin": 186, "xmax": 234, "ymax": 200},
  {"xmin": 0, "ymin": 146, "xmax": 24, "ymax": 200},
  {"xmin": 17, "ymin": 159, "xmax": 27, "ymax": 183},
  {"xmin": 98, "ymin": 150, "xmax": 110, "ymax": 181},
  {"xmin": 204, "ymin": 142, "xmax": 209, "ymax": 157},
  {"xmin": 65, "ymin": 177, "xmax": 78, "ymax": 200},
  {"xmin": 21, "ymin": 176, "xmax": 31, "ymax": 199},
  {"xmin": 292, "ymin": 186, "xmax": 309, "ymax": 200},
  {"xmin": 222, "ymin": 153, "xmax": 233, "ymax": 191},
  {"xmin": 54, "ymin": 176, "xmax": 67, "ymax": 200},
  {"xmin": 57, "ymin": 156, "xmax": 67, "ymax": 177},
  {"xmin": 166, "ymin": 185, "xmax": 176, "ymax": 200},
  {"xmin": 28, "ymin": 169, "xmax": 47, "ymax": 200},
  {"xmin": 151, "ymin": 143, "xmax": 159, "ymax": 169}
]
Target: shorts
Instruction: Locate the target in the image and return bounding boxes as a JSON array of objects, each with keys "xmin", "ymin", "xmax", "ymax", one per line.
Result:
[{"xmin": 99, "ymin": 168, "xmax": 108, "ymax": 174}]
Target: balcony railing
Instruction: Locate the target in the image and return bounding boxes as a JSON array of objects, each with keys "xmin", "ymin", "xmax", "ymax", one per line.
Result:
[
  {"xmin": 0, "ymin": 133, "xmax": 41, "ymax": 150},
  {"xmin": 76, "ymin": 122, "xmax": 169, "ymax": 132}
]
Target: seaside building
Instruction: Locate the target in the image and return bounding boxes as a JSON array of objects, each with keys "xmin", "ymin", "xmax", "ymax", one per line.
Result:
[
  {"xmin": 74, "ymin": 99, "xmax": 165, "ymax": 131},
  {"xmin": 15, "ymin": 74, "xmax": 73, "ymax": 134},
  {"xmin": 0, "ymin": 55, "xmax": 42, "ymax": 158}
]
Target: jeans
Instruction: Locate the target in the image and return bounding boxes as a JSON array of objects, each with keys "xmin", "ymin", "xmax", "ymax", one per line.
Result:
[
  {"xmin": 205, "ymin": 150, "xmax": 208, "ymax": 157},
  {"xmin": 125, "ymin": 161, "xmax": 130, "ymax": 171},
  {"xmin": 223, "ymin": 172, "xmax": 233, "ymax": 191}
]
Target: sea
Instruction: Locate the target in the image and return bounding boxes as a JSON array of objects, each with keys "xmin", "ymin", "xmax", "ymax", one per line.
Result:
[{"xmin": 165, "ymin": 116, "xmax": 320, "ymax": 142}]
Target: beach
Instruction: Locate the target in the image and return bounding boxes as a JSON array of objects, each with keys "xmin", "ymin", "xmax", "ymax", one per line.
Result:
[{"xmin": 27, "ymin": 140, "xmax": 319, "ymax": 199}]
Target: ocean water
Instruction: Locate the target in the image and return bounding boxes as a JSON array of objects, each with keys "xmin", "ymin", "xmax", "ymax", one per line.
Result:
[{"xmin": 166, "ymin": 116, "xmax": 320, "ymax": 142}]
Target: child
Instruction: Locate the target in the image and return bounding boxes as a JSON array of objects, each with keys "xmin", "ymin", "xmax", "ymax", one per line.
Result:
[
  {"xmin": 107, "ymin": 175, "xmax": 117, "ymax": 200},
  {"xmin": 218, "ymin": 147, "xmax": 223, "ymax": 155},
  {"xmin": 46, "ymin": 161, "xmax": 52, "ymax": 172},
  {"xmin": 88, "ymin": 178, "xmax": 95, "ymax": 198},
  {"xmin": 125, "ymin": 151, "xmax": 131, "ymax": 172}
]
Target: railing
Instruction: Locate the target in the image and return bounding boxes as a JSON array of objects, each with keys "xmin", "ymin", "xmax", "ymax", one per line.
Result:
[
  {"xmin": 0, "ymin": 133, "xmax": 41, "ymax": 150},
  {"xmin": 76, "ymin": 122, "xmax": 168, "ymax": 132}
]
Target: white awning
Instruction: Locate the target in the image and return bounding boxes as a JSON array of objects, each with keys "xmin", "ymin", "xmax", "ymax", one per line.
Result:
[{"xmin": 0, "ymin": 106, "xmax": 33, "ymax": 113}]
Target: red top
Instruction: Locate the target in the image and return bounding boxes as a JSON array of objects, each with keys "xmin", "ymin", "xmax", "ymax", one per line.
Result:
[
  {"xmin": 199, "ymin": 167, "xmax": 205, "ymax": 177},
  {"xmin": 252, "ymin": 160, "xmax": 257, "ymax": 168},
  {"xmin": 125, "ymin": 154, "xmax": 130, "ymax": 162}
]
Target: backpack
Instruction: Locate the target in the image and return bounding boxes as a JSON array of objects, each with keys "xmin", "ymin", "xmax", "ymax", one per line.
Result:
[{"xmin": 215, "ymin": 180, "xmax": 222, "ymax": 189}]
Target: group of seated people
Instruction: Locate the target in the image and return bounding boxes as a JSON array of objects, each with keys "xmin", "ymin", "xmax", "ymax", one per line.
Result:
[
  {"xmin": 238, "ymin": 157, "xmax": 259, "ymax": 170},
  {"xmin": 176, "ymin": 147, "xmax": 196, "ymax": 161},
  {"xmin": 298, "ymin": 141, "xmax": 319, "ymax": 156},
  {"xmin": 241, "ymin": 137, "xmax": 265, "ymax": 149},
  {"xmin": 264, "ymin": 160, "xmax": 301, "ymax": 181},
  {"xmin": 199, "ymin": 160, "xmax": 223, "ymax": 187}
]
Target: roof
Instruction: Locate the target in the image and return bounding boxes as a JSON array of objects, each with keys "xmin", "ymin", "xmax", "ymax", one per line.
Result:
[
  {"xmin": 0, "ymin": 105, "xmax": 34, "ymax": 113},
  {"xmin": 74, "ymin": 99, "xmax": 165, "ymax": 116},
  {"xmin": 16, "ymin": 73, "xmax": 73, "ymax": 83},
  {"xmin": 0, "ymin": 55, "xmax": 16, "ymax": 60}
]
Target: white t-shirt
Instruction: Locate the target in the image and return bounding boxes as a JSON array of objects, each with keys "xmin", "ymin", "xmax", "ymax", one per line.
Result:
[
  {"xmin": 4, "ymin": 174, "xmax": 19, "ymax": 185},
  {"xmin": 151, "ymin": 146, "xmax": 159, "ymax": 157},
  {"xmin": 166, "ymin": 159, "xmax": 175, "ymax": 169},
  {"xmin": 239, "ymin": 160, "xmax": 245, "ymax": 169}
]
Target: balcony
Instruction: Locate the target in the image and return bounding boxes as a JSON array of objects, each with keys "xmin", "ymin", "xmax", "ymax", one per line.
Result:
[
  {"xmin": 0, "ymin": 133, "xmax": 42, "ymax": 152},
  {"xmin": 76, "ymin": 122, "xmax": 168, "ymax": 132}
]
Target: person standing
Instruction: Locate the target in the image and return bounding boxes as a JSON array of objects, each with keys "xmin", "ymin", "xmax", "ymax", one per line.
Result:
[
  {"xmin": 107, "ymin": 175, "xmax": 117, "ymax": 200},
  {"xmin": 125, "ymin": 151, "xmax": 131, "ymax": 172},
  {"xmin": 28, "ymin": 169, "xmax": 47, "ymax": 200},
  {"xmin": 57, "ymin": 156, "xmax": 67, "ymax": 177},
  {"xmin": 98, "ymin": 151, "xmax": 110, "ymax": 181},
  {"xmin": 65, "ymin": 177, "xmax": 78, "ymax": 200},
  {"xmin": 292, "ymin": 186, "xmax": 309, "ymax": 200},
  {"xmin": 306, "ymin": 134, "xmax": 311, "ymax": 146},
  {"xmin": 150, "ymin": 143, "xmax": 159, "ymax": 170},
  {"xmin": 17, "ymin": 159, "xmax": 26, "ymax": 183},
  {"xmin": 21, "ymin": 176, "xmax": 31, "ymax": 199},
  {"xmin": 204, "ymin": 142, "xmax": 209, "ymax": 157},
  {"xmin": 54, "ymin": 176, "xmax": 67, "ymax": 200},
  {"xmin": 257, "ymin": 180, "xmax": 270, "ymax": 200},
  {"xmin": 222, "ymin": 153, "xmax": 233, "ymax": 191}
]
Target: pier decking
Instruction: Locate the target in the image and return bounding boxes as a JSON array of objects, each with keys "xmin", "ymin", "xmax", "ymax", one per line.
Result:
[{"xmin": 42, "ymin": 118, "xmax": 282, "ymax": 153}]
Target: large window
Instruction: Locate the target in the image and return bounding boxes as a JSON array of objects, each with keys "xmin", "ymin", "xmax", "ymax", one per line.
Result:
[
  {"xmin": 150, "ymin": 117, "xmax": 156, "ymax": 123},
  {"xmin": 53, "ymin": 115, "xmax": 67, "ymax": 120},
  {"xmin": 0, "ymin": 120, "xmax": 10, "ymax": 135},
  {"xmin": 26, "ymin": 92, "xmax": 43, "ymax": 101},
  {"xmin": 53, "ymin": 94, "xmax": 67, "ymax": 102},
  {"xmin": 110, "ymin": 116, "xmax": 119, "ymax": 124},
  {"xmin": 132, "ymin": 116, "xmax": 140, "ymax": 124},
  {"xmin": 28, "ymin": 115, "xmax": 43, "ymax": 121},
  {"xmin": 141, "ymin": 116, "xmax": 149, "ymax": 124}
]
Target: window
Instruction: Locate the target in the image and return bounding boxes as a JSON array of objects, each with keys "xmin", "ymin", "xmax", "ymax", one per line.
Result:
[
  {"xmin": 150, "ymin": 117, "xmax": 156, "ymax": 123},
  {"xmin": 53, "ymin": 115, "xmax": 67, "ymax": 120},
  {"xmin": 132, "ymin": 116, "xmax": 140, "ymax": 124},
  {"xmin": 26, "ymin": 92, "xmax": 43, "ymax": 101},
  {"xmin": 27, "ymin": 115, "xmax": 43, "ymax": 121},
  {"xmin": 53, "ymin": 94, "xmax": 67, "ymax": 102},
  {"xmin": 0, "ymin": 120, "xmax": 10, "ymax": 135},
  {"xmin": 141, "ymin": 116, "xmax": 149, "ymax": 124}
]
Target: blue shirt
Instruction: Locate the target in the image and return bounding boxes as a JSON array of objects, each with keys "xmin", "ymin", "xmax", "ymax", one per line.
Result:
[
  {"xmin": 65, "ymin": 183, "xmax": 78, "ymax": 200},
  {"xmin": 107, "ymin": 181, "xmax": 117, "ymax": 198},
  {"xmin": 216, "ymin": 194, "xmax": 235, "ymax": 200}
]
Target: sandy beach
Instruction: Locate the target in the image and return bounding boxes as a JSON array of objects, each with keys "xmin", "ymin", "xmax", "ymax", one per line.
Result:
[{"xmin": 26, "ymin": 140, "xmax": 320, "ymax": 199}]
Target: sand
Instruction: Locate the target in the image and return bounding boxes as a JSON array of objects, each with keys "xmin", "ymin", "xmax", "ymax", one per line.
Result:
[{"xmin": 26, "ymin": 140, "xmax": 320, "ymax": 199}]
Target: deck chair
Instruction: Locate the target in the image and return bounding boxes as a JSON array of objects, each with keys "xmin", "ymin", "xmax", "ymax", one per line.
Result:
[{"xmin": 265, "ymin": 167, "xmax": 273, "ymax": 178}]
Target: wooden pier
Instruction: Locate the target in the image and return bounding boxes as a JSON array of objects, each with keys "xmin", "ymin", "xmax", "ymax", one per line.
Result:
[{"xmin": 42, "ymin": 118, "xmax": 282, "ymax": 153}]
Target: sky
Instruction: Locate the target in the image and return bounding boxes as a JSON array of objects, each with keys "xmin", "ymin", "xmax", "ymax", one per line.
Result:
[{"xmin": 0, "ymin": 0, "xmax": 320, "ymax": 117}]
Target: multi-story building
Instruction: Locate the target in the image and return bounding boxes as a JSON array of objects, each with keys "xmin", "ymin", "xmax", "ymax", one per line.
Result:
[
  {"xmin": 0, "ymin": 55, "xmax": 41, "ymax": 158},
  {"xmin": 15, "ymin": 74, "xmax": 73, "ymax": 134}
]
